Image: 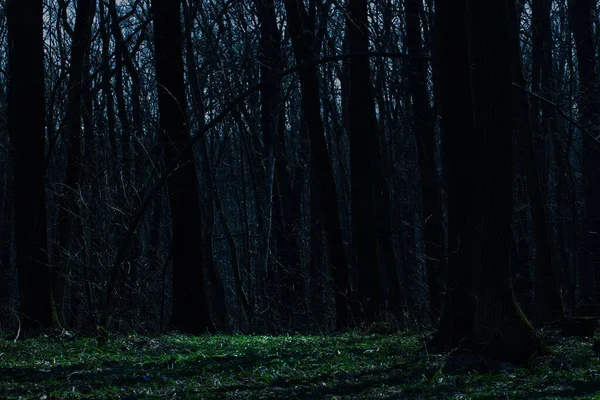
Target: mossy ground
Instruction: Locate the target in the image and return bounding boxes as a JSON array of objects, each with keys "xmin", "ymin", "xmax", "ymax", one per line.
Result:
[{"xmin": 0, "ymin": 328, "xmax": 599, "ymax": 399}]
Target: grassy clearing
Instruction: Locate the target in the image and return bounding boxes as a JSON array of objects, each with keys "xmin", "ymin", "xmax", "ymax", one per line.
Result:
[{"xmin": 0, "ymin": 329, "xmax": 599, "ymax": 399}]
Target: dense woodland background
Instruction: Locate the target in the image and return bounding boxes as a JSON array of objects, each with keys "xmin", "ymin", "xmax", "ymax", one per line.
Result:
[{"xmin": 1, "ymin": 0, "xmax": 599, "ymax": 363}]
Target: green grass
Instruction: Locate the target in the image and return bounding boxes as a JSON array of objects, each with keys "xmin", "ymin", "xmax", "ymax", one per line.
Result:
[{"xmin": 0, "ymin": 329, "xmax": 599, "ymax": 399}]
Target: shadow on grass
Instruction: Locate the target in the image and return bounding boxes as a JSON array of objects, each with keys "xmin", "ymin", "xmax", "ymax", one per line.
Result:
[{"xmin": 1, "ymin": 334, "xmax": 599, "ymax": 399}]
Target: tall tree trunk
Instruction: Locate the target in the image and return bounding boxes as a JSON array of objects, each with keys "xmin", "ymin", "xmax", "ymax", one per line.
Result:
[
  {"xmin": 468, "ymin": 0, "xmax": 544, "ymax": 362},
  {"xmin": 283, "ymin": 0, "xmax": 352, "ymax": 328},
  {"xmin": 54, "ymin": 0, "xmax": 97, "ymax": 327},
  {"xmin": 152, "ymin": 0, "xmax": 212, "ymax": 333},
  {"xmin": 430, "ymin": 0, "xmax": 474, "ymax": 346},
  {"xmin": 347, "ymin": 0, "xmax": 389, "ymax": 323},
  {"xmin": 255, "ymin": 0, "xmax": 281, "ymax": 289},
  {"xmin": 7, "ymin": 0, "xmax": 53, "ymax": 332},
  {"xmin": 404, "ymin": 0, "xmax": 444, "ymax": 321},
  {"xmin": 510, "ymin": 0, "xmax": 565, "ymax": 325},
  {"xmin": 570, "ymin": 0, "xmax": 600, "ymax": 304},
  {"xmin": 255, "ymin": 0, "xmax": 300, "ymax": 328},
  {"xmin": 182, "ymin": 0, "xmax": 228, "ymax": 331},
  {"xmin": 0, "ymin": 88, "xmax": 11, "ymax": 316}
]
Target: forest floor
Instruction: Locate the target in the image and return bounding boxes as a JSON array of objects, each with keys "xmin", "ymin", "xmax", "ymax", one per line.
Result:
[{"xmin": 0, "ymin": 328, "xmax": 599, "ymax": 399}]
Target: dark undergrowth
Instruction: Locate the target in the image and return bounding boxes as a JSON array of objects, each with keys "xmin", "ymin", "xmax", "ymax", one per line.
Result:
[{"xmin": 0, "ymin": 328, "xmax": 599, "ymax": 399}]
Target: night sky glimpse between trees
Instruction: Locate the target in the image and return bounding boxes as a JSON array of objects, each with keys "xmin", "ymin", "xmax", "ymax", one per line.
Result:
[{"xmin": 1, "ymin": 0, "xmax": 599, "ymax": 364}]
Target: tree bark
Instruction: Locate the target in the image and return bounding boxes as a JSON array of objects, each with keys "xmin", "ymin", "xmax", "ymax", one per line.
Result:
[
  {"xmin": 182, "ymin": 0, "xmax": 228, "ymax": 331},
  {"xmin": 152, "ymin": 0, "xmax": 212, "ymax": 333},
  {"xmin": 54, "ymin": 0, "xmax": 97, "ymax": 327},
  {"xmin": 283, "ymin": 0, "xmax": 352, "ymax": 328},
  {"xmin": 569, "ymin": 0, "xmax": 600, "ymax": 304},
  {"xmin": 468, "ymin": 0, "xmax": 544, "ymax": 362},
  {"xmin": 509, "ymin": 0, "xmax": 565, "ymax": 325},
  {"xmin": 405, "ymin": 0, "xmax": 444, "ymax": 321},
  {"xmin": 347, "ymin": 0, "xmax": 387, "ymax": 323},
  {"xmin": 430, "ymin": 0, "xmax": 475, "ymax": 346},
  {"xmin": 7, "ymin": 0, "xmax": 53, "ymax": 332}
]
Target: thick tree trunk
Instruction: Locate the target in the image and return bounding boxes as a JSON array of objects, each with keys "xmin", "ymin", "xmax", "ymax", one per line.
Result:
[
  {"xmin": 430, "ymin": 0, "xmax": 474, "ymax": 346},
  {"xmin": 152, "ymin": 0, "xmax": 212, "ymax": 333},
  {"xmin": 469, "ymin": 0, "xmax": 544, "ymax": 362},
  {"xmin": 570, "ymin": 0, "xmax": 600, "ymax": 304},
  {"xmin": 7, "ymin": 0, "xmax": 54, "ymax": 332}
]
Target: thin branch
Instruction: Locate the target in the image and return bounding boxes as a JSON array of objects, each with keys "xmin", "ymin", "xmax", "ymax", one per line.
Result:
[
  {"xmin": 102, "ymin": 50, "xmax": 429, "ymax": 329},
  {"xmin": 512, "ymin": 82, "xmax": 600, "ymax": 144}
]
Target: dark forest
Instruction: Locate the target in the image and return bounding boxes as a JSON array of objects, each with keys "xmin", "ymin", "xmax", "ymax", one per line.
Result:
[{"xmin": 2, "ymin": 0, "xmax": 600, "ymax": 397}]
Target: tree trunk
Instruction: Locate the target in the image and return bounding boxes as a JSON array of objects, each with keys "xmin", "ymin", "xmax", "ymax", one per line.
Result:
[
  {"xmin": 570, "ymin": 0, "xmax": 600, "ymax": 304},
  {"xmin": 182, "ymin": 0, "xmax": 228, "ymax": 331},
  {"xmin": 54, "ymin": 0, "xmax": 97, "ymax": 327},
  {"xmin": 468, "ymin": 0, "xmax": 544, "ymax": 362},
  {"xmin": 430, "ymin": 0, "xmax": 474, "ymax": 346},
  {"xmin": 509, "ymin": 0, "xmax": 565, "ymax": 325},
  {"xmin": 283, "ymin": 0, "xmax": 352, "ymax": 328},
  {"xmin": 405, "ymin": 0, "xmax": 444, "ymax": 321},
  {"xmin": 152, "ymin": 0, "xmax": 212, "ymax": 333},
  {"xmin": 348, "ymin": 0, "xmax": 390, "ymax": 323},
  {"xmin": 7, "ymin": 0, "xmax": 53, "ymax": 332}
]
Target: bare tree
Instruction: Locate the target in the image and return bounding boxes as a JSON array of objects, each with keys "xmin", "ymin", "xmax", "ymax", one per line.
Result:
[
  {"xmin": 283, "ymin": 0, "xmax": 352, "ymax": 328},
  {"xmin": 54, "ymin": 0, "xmax": 97, "ymax": 326}
]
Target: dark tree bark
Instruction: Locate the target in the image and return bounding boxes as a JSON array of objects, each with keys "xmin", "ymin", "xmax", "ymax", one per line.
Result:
[
  {"xmin": 569, "ymin": 0, "xmax": 600, "ymax": 304},
  {"xmin": 182, "ymin": 0, "xmax": 228, "ymax": 331},
  {"xmin": 468, "ymin": 0, "xmax": 544, "ymax": 362},
  {"xmin": 405, "ymin": 0, "xmax": 444, "ymax": 321},
  {"xmin": 255, "ymin": 0, "xmax": 280, "ymax": 284},
  {"xmin": 430, "ymin": 0, "xmax": 475, "ymax": 346},
  {"xmin": 283, "ymin": 0, "xmax": 352, "ymax": 328},
  {"xmin": 347, "ymin": 0, "xmax": 386, "ymax": 323},
  {"xmin": 0, "ymin": 87, "xmax": 11, "ymax": 316},
  {"xmin": 152, "ymin": 0, "xmax": 212, "ymax": 333},
  {"xmin": 54, "ymin": 0, "xmax": 97, "ymax": 326},
  {"xmin": 509, "ymin": 0, "xmax": 565, "ymax": 325},
  {"xmin": 7, "ymin": 0, "xmax": 54, "ymax": 332}
]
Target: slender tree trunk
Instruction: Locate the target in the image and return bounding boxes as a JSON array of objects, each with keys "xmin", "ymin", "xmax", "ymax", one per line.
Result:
[
  {"xmin": 283, "ymin": 0, "xmax": 352, "ymax": 328},
  {"xmin": 405, "ymin": 0, "xmax": 444, "ymax": 321},
  {"xmin": 182, "ymin": 0, "xmax": 228, "ymax": 331},
  {"xmin": 509, "ymin": 0, "xmax": 565, "ymax": 325},
  {"xmin": 54, "ymin": 0, "xmax": 97, "ymax": 327},
  {"xmin": 255, "ymin": 0, "xmax": 300, "ymax": 328},
  {"xmin": 347, "ymin": 0, "xmax": 387, "ymax": 323},
  {"xmin": 255, "ymin": 0, "xmax": 282, "ymax": 288}
]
